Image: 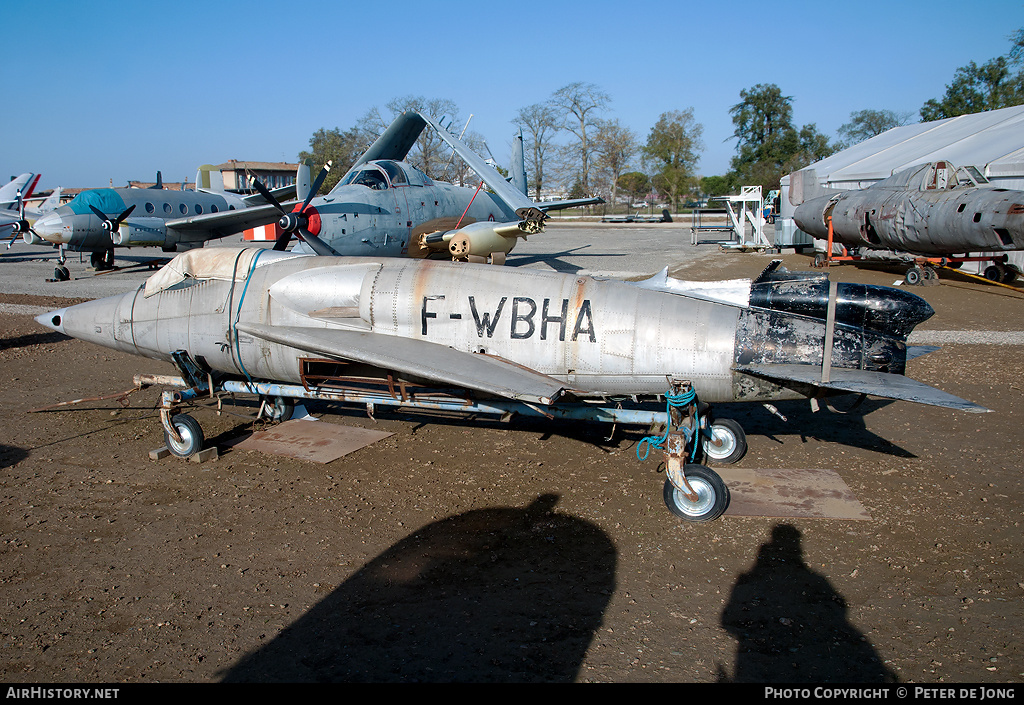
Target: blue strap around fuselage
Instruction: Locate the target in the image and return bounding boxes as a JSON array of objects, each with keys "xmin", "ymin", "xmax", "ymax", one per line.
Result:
[{"xmin": 67, "ymin": 189, "xmax": 128, "ymax": 216}]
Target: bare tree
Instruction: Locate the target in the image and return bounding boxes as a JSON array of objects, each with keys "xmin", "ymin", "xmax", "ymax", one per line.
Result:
[
  {"xmin": 515, "ymin": 102, "xmax": 560, "ymax": 200},
  {"xmin": 357, "ymin": 95, "xmax": 465, "ymax": 180},
  {"xmin": 550, "ymin": 82, "xmax": 611, "ymax": 194},
  {"xmin": 592, "ymin": 118, "xmax": 639, "ymax": 209}
]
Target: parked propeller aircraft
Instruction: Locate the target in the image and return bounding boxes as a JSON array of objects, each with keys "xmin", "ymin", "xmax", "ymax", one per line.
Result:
[
  {"xmin": 792, "ymin": 161, "xmax": 1024, "ymax": 282},
  {"xmin": 244, "ymin": 111, "xmax": 602, "ymax": 263},
  {"xmin": 36, "ymin": 247, "xmax": 986, "ymax": 522},
  {"xmin": 1, "ymin": 187, "xmax": 63, "ymax": 247},
  {"xmin": 29, "ymin": 165, "xmax": 306, "ymax": 280}
]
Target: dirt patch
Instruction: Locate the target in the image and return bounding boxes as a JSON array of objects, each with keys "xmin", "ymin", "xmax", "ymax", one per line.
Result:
[{"xmin": 1, "ymin": 260, "xmax": 1022, "ymax": 683}]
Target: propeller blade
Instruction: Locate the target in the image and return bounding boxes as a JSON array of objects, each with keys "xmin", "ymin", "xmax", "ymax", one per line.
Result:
[
  {"xmin": 112, "ymin": 204, "xmax": 136, "ymax": 227},
  {"xmin": 88, "ymin": 204, "xmax": 107, "ymax": 221},
  {"xmin": 300, "ymin": 160, "xmax": 332, "ymax": 212},
  {"xmin": 297, "ymin": 229, "xmax": 340, "ymax": 257},
  {"xmin": 249, "ymin": 175, "xmax": 286, "ymax": 214},
  {"xmin": 272, "ymin": 231, "xmax": 293, "ymax": 251}
]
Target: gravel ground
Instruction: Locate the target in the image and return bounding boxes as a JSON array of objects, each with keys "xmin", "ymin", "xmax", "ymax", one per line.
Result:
[{"xmin": 1, "ymin": 225, "xmax": 1023, "ymax": 683}]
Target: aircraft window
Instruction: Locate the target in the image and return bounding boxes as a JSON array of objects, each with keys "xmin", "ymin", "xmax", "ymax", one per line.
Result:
[
  {"xmin": 349, "ymin": 169, "xmax": 389, "ymax": 190},
  {"xmin": 959, "ymin": 165, "xmax": 989, "ymax": 185},
  {"xmin": 195, "ymin": 204, "xmax": 203, "ymax": 215},
  {"xmin": 378, "ymin": 161, "xmax": 408, "ymax": 185},
  {"xmin": 163, "ymin": 203, "xmax": 172, "ymax": 214},
  {"xmin": 179, "ymin": 203, "xmax": 188, "ymax": 214},
  {"xmin": 211, "ymin": 204, "xmax": 219, "ymax": 213},
  {"xmin": 145, "ymin": 202, "xmax": 155, "ymax": 214}
]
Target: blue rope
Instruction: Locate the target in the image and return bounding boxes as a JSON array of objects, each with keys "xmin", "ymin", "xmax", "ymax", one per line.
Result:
[
  {"xmin": 232, "ymin": 248, "xmax": 266, "ymax": 391},
  {"xmin": 636, "ymin": 388, "xmax": 700, "ymax": 462}
]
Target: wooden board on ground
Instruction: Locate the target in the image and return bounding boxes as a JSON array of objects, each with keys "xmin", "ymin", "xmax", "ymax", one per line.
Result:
[
  {"xmin": 234, "ymin": 419, "xmax": 393, "ymax": 464},
  {"xmin": 718, "ymin": 467, "xmax": 871, "ymax": 520}
]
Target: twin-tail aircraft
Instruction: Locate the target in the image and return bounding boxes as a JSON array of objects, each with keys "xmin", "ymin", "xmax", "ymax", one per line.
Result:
[
  {"xmin": 243, "ymin": 110, "xmax": 601, "ymax": 263},
  {"xmin": 29, "ymin": 165, "xmax": 307, "ymax": 280},
  {"xmin": 36, "ymin": 243, "xmax": 987, "ymax": 522}
]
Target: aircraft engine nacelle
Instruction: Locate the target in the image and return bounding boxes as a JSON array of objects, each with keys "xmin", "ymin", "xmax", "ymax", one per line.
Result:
[
  {"xmin": 22, "ymin": 230, "xmax": 45, "ymax": 246},
  {"xmin": 111, "ymin": 218, "xmax": 167, "ymax": 248},
  {"xmin": 420, "ymin": 220, "xmax": 535, "ymax": 264}
]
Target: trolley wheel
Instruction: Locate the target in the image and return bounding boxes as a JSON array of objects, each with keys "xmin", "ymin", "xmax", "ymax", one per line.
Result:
[
  {"xmin": 164, "ymin": 414, "xmax": 204, "ymax": 458},
  {"xmin": 984, "ymin": 264, "xmax": 1005, "ymax": 282},
  {"xmin": 904, "ymin": 265, "xmax": 924, "ymax": 285},
  {"xmin": 813, "ymin": 252, "xmax": 827, "ymax": 268},
  {"xmin": 663, "ymin": 465, "xmax": 729, "ymax": 522},
  {"xmin": 1002, "ymin": 266, "xmax": 1018, "ymax": 284},
  {"xmin": 702, "ymin": 418, "xmax": 747, "ymax": 465},
  {"xmin": 259, "ymin": 395, "xmax": 295, "ymax": 422},
  {"xmin": 53, "ymin": 266, "xmax": 70, "ymax": 281}
]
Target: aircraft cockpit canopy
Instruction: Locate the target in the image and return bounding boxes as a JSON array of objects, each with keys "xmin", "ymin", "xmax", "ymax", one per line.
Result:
[
  {"xmin": 333, "ymin": 160, "xmax": 428, "ymax": 193},
  {"xmin": 916, "ymin": 161, "xmax": 990, "ymax": 191}
]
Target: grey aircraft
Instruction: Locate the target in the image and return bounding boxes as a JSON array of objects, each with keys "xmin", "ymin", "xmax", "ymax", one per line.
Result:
[
  {"xmin": 30, "ymin": 165, "xmax": 304, "ymax": 279},
  {"xmin": 36, "ymin": 247, "xmax": 986, "ymax": 522},
  {"xmin": 243, "ymin": 110, "xmax": 602, "ymax": 263},
  {"xmin": 792, "ymin": 161, "xmax": 1024, "ymax": 282}
]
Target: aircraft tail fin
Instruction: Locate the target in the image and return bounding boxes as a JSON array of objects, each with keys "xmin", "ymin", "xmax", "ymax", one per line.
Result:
[
  {"xmin": 510, "ymin": 129, "xmax": 528, "ymax": 197},
  {"xmin": 296, "ymin": 158, "xmax": 312, "ymax": 203},
  {"xmin": 195, "ymin": 165, "xmax": 225, "ymax": 194},
  {"xmin": 37, "ymin": 187, "xmax": 62, "ymax": 213},
  {"xmin": 788, "ymin": 168, "xmax": 842, "ymax": 206}
]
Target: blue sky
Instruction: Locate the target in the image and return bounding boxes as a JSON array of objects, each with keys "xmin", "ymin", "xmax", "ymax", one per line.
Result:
[{"xmin": 3, "ymin": 0, "xmax": 1023, "ymax": 190}]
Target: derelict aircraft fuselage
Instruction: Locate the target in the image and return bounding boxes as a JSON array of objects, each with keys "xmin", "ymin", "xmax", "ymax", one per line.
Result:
[{"xmin": 793, "ymin": 161, "xmax": 1024, "ymax": 256}]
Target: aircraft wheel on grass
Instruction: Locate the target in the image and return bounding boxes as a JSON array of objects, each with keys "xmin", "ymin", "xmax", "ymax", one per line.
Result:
[
  {"xmin": 259, "ymin": 395, "xmax": 295, "ymax": 422},
  {"xmin": 164, "ymin": 414, "xmax": 204, "ymax": 458},
  {"xmin": 702, "ymin": 418, "xmax": 747, "ymax": 464},
  {"xmin": 663, "ymin": 465, "xmax": 729, "ymax": 522}
]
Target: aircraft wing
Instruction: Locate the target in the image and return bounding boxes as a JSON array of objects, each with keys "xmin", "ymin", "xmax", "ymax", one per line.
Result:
[
  {"xmin": 536, "ymin": 197, "xmax": 605, "ymax": 211},
  {"xmin": 163, "ymin": 203, "xmax": 290, "ymax": 241},
  {"xmin": 736, "ymin": 363, "xmax": 990, "ymax": 413},
  {"xmin": 418, "ymin": 113, "xmax": 546, "ymax": 222},
  {"xmin": 236, "ymin": 323, "xmax": 568, "ymax": 405}
]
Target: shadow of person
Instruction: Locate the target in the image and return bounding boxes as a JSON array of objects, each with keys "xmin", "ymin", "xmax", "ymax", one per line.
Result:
[
  {"xmin": 221, "ymin": 494, "xmax": 616, "ymax": 682},
  {"xmin": 720, "ymin": 523, "xmax": 898, "ymax": 683}
]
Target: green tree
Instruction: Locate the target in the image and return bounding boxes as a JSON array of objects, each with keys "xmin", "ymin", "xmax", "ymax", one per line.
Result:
[
  {"xmin": 836, "ymin": 109, "xmax": 913, "ymax": 146},
  {"xmin": 920, "ymin": 56, "xmax": 1024, "ymax": 121},
  {"xmin": 728, "ymin": 84, "xmax": 839, "ymax": 191},
  {"xmin": 298, "ymin": 126, "xmax": 365, "ymax": 192},
  {"xmin": 920, "ymin": 29, "xmax": 1024, "ymax": 121},
  {"xmin": 617, "ymin": 171, "xmax": 651, "ymax": 203},
  {"xmin": 699, "ymin": 174, "xmax": 737, "ymax": 198},
  {"xmin": 642, "ymin": 109, "xmax": 704, "ymax": 211}
]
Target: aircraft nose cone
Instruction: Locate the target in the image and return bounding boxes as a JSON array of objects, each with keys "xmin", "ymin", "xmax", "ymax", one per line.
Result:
[
  {"xmin": 35, "ymin": 308, "xmax": 68, "ymax": 334},
  {"xmin": 33, "ymin": 212, "xmax": 67, "ymax": 243}
]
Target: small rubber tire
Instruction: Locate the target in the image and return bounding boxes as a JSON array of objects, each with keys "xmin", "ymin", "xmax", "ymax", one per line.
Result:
[
  {"xmin": 164, "ymin": 414, "xmax": 204, "ymax": 458},
  {"xmin": 702, "ymin": 418, "xmax": 747, "ymax": 465},
  {"xmin": 663, "ymin": 465, "xmax": 729, "ymax": 522},
  {"xmin": 904, "ymin": 266, "xmax": 923, "ymax": 285},
  {"xmin": 259, "ymin": 395, "xmax": 295, "ymax": 422}
]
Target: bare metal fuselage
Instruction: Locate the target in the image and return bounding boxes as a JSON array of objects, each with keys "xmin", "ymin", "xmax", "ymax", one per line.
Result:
[
  {"xmin": 794, "ymin": 162, "xmax": 1024, "ymax": 256},
  {"xmin": 42, "ymin": 250, "xmax": 935, "ymax": 407}
]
